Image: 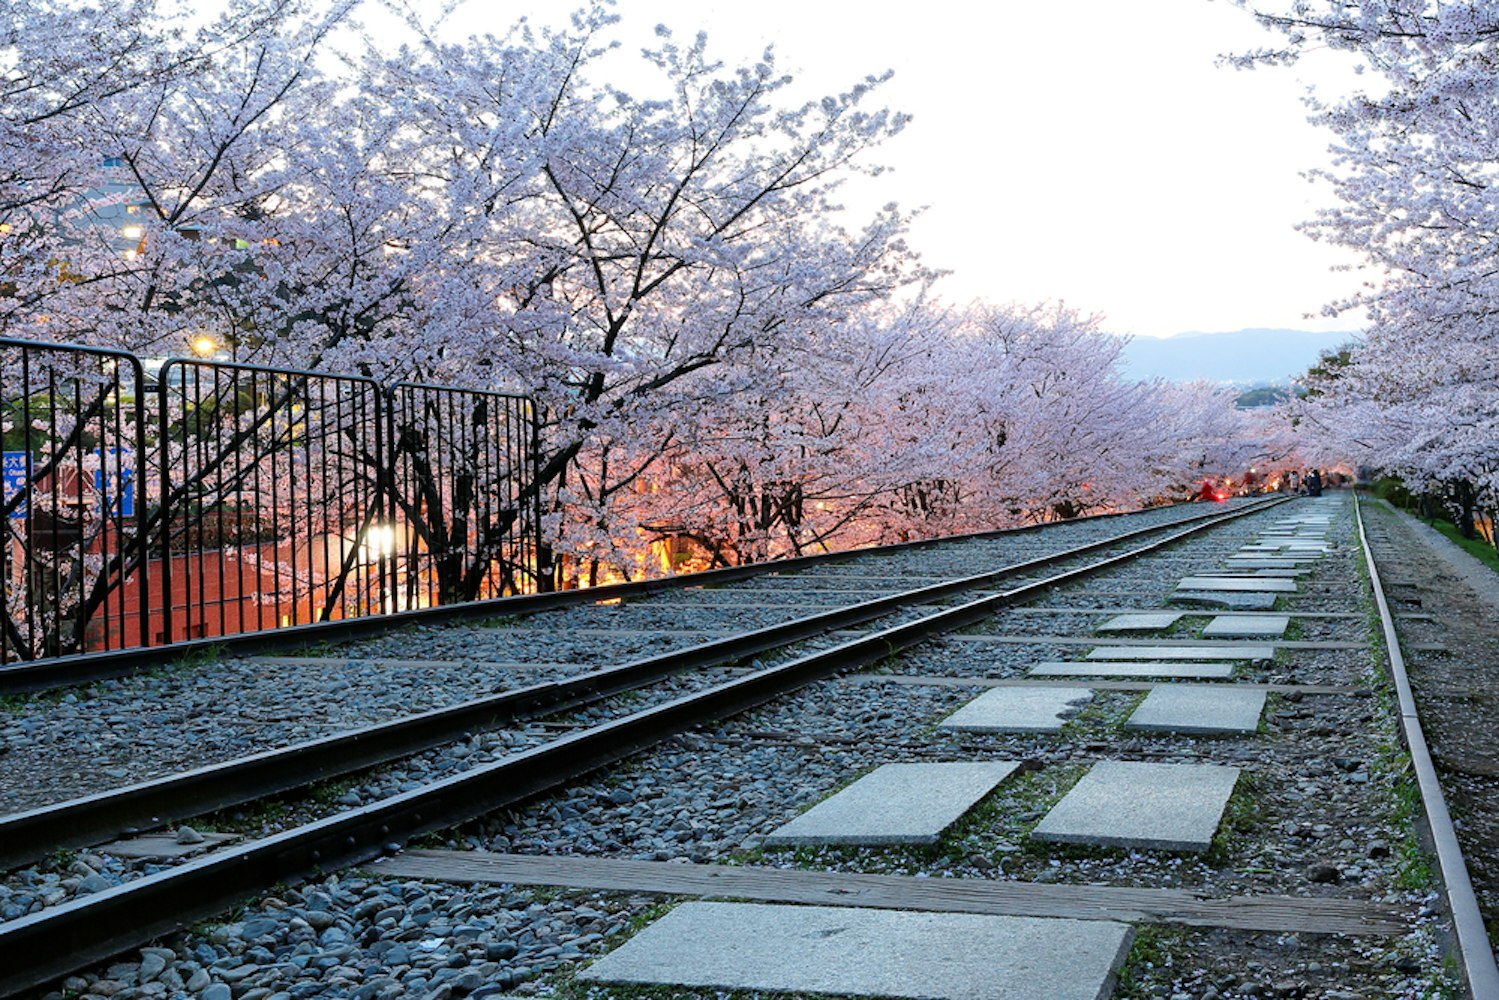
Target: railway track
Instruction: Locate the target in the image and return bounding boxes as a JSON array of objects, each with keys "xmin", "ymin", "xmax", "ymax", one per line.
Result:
[
  {"xmin": 0, "ymin": 498, "xmax": 1260, "ymax": 820},
  {"xmin": 3, "ymin": 493, "xmax": 1491, "ymax": 999},
  {"xmin": 0, "ymin": 499, "xmax": 1244, "ymax": 698}
]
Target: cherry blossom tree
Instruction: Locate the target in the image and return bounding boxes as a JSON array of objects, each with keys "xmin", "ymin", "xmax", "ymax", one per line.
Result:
[
  {"xmin": 573, "ymin": 300, "xmax": 1271, "ymax": 580},
  {"xmin": 1237, "ymin": 1, "xmax": 1499, "ymax": 527}
]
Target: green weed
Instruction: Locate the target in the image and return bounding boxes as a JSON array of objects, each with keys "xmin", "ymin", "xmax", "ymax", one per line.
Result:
[
  {"xmin": 205, "ymin": 797, "xmax": 292, "ymax": 834},
  {"xmin": 1059, "ymin": 691, "xmax": 1145, "ymax": 740},
  {"xmin": 306, "ymin": 778, "xmax": 357, "ymax": 807},
  {"xmin": 1162, "ymin": 615, "xmax": 1209, "ymax": 638},
  {"xmin": 1113, "ymin": 924, "xmax": 1186, "ymax": 997},
  {"xmin": 172, "ymin": 643, "xmax": 223, "ymax": 670},
  {"xmin": 1207, "ymin": 770, "xmax": 1266, "ymax": 863}
]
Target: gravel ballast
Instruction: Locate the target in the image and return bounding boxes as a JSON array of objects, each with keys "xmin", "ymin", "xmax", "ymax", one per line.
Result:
[{"xmin": 14, "ymin": 495, "xmax": 1465, "ymax": 999}]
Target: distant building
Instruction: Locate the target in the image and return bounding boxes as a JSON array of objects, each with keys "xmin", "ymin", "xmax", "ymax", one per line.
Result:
[{"xmin": 62, "ymin": 157, "xmax": 154, "ymax": 261}]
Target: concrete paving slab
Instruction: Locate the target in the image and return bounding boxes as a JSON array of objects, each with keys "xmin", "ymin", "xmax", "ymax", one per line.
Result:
[
  {"xmin": 1030, "ymin": 661, "xmax": 1234, "ymax": 680},
  {"xmin": 1196, "ymin": 568, "xmax": 1310, "ymax": 578},
  {"xmin": 580, "ymin": 901, "xmax": 1134, "ymax": 1000},
  {"xmin": 1176, "ymin": 576, "xmax": 1297, "ymax": 593},
  {"xmin": 1230, "ymin": 552, "xmax": 1316, "ymax": 560},
  {"xmin": 1224, "ymin": 559, "xmax": 1311, "ymax": 569},
  {"xmin": 939, "ymin": 686, "xmax": 1093, "ymax": 733},
  {"xmin": 1203, "ymin": 615, "xmax": 1289, "ymax": 639},
  {"xmin": 763, "ymin": 761, "xmax": 1019, "ymax": 846},
  {"xmin": 104, "ymin": 831, "xmax": 240, "ymax": 859},
  {"xmin": 1096, "ymin": 613, "xmax": 1183, "ymax": 632},
  {"xmin": 1169, "ymin": 591, "xmax": 1280, "ymax": 611},
  {"xmin": 1125, "ymin": 685, "xmax": 1267, "ymax": 734},
  {"xmin": 1031, "ymin": 761, "xmax": 1241, "ymax": 852},
  {"xmin": 1086, "ymin": 644, "xmax": 1274, "ymax": 660}
]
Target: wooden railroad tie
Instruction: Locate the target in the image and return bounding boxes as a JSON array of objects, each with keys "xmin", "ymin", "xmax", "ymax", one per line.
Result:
[{"xmin": 374, "ymin": 850, "xmax": 1411, "ymax": 937}]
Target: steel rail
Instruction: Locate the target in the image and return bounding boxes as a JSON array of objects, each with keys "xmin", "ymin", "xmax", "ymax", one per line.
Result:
[
  {"xmin": 0, "ymin": 495, "xmax": 1286, "ymax": 871},
  {"xmin": 0, "ymin": 497, "xmax": 1249, "ymax": 695},
  {"xmin": 0, "ymin": 496, "xmax": 1288, "ymax": 998},
  {"xmin": 1354, "ymin": 494, "xmax": 1499, "ymax": 999}
]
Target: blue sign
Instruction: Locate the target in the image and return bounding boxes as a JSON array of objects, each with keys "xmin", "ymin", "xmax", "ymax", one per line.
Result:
[
  {"xmin": 3, "ymin": 452, "xmax": 28, "ymax": 520},
  {"xmin": 93, "ymin": 448, "xmax": 135, "ymax": 519}
]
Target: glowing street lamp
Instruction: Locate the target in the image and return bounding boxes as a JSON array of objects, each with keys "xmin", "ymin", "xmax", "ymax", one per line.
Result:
[
  {"xmin": 360, "ymin": 522, "xmax": 401, "ymax": 613},
  {"xmin": 190, "ymin": 334, "xmax": 219, "ymax": 358},
  {"xmin": 361, "ymin": 522, "xmax": 397, "ymax": 560}
]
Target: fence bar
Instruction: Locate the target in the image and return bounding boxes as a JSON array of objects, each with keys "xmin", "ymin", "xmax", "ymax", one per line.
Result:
[{"xmin": 0, "ymin": 339, "xmax": 540, "ymax": 664}]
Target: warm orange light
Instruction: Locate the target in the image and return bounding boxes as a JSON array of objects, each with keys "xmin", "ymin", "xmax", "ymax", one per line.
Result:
[{"xmin": 191, "ymin": 335, "xmax": 218, "ymax": 357}]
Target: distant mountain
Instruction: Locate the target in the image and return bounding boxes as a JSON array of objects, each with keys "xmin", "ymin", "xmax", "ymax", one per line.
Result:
[{"xmin": 1118, "ymin": 328, "xmax": 1359, "ymax": 385}]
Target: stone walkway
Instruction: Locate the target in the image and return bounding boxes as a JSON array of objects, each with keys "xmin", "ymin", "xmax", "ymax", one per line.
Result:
[{"xmin": 562, "ymin": 498, "xmax": 1408, "ymax": 997}]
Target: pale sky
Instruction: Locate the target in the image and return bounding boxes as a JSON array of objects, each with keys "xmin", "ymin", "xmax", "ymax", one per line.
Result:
[{"xmin": 437, "ymin": 1, "xmax": 1372, "ymax": 339}]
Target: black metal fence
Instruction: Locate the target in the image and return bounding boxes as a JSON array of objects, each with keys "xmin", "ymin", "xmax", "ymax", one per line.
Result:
[{"xmin": 0, "ymin": 337, "xmax": 543, "ymax": 663}]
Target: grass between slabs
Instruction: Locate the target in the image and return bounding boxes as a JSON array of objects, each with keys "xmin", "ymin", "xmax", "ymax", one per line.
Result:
[
  {"xmin": 1059, "ymin": 690, "xmax": 1146, "ymax": 740},
  {"xmin": 1112, "ymin": 923, "xmax": 1184, "ymax": 998}
]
